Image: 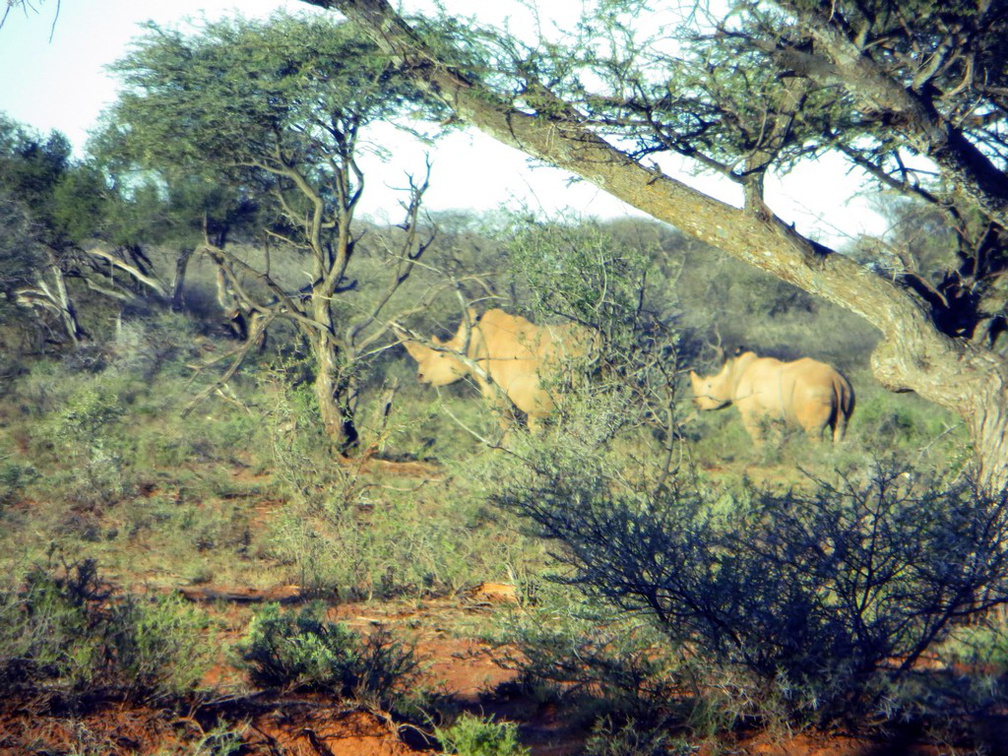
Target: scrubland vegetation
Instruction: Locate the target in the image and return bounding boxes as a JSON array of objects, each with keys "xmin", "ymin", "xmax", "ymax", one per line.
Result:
[
  {"xmin": 2, "ymin": 179, "xmax": 1006, "ymax": 752},
  {"xmin": 2, "ymin": 2, "xmax": 1008, "ymax": 751}
]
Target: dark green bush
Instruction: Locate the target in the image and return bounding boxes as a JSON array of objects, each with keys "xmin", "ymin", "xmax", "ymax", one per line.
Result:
[
  {"xmin": 0, "ymin": 558, "xmax": 209, "ymax": 706},
  {"xmin": 493, "ymin": 450, "xmax": 1008, "ymax": 730},
  {"xmin": 238, "ymin": 602, "xmax": 419, "ymax": 704}
]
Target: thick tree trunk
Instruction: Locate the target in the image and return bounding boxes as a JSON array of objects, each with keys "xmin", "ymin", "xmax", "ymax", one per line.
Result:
[
  {"xmin": 171, "ymin": 246, "xmax": 194, "ymax": 310},
  {"xmin": 310, "ymin": 290, "xmax": 359, "ymax": 454},
  {"xmin": 319, "ymin": 0, "xmax": 1008, "ymax": 491},
  {"xmin": 313, "ymin": 336, "xmax": 359, "ymax": 454}
]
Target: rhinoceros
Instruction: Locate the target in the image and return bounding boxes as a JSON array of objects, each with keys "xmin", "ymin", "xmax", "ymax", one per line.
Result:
[
  {"xmin": 396, "ymin": 308, "xmax": 593, "ymax": 431},
  {"xmin": 689, "ymin": 350, "xmax": 855, "ymax": 443}
]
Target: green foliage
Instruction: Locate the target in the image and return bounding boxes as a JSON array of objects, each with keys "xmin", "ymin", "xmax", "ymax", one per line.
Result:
[
  {"xmin": 271, "ymin": 475, "xmax": 543, "ymax": 601},
  {"xmin": 108, "ymin": 592, "xmax": 213, "ymax": 701},
  {"xmin": 107, "ymin": 312, "xmax": 204, "ymax": 379},
  {"xmin": 187, "ymin": 720, "xmax": 247, "ymax": 756},
  {"xmin": 0, "ymin": 558, "xmax": 210, "ymax": 706},
  {"xmin": 0, "ymin": 115, "xmax": 115, "ymax": 253},
  {"xmin": 584, "ymin": 718, "xmax": 690, "ymax": 756},
  {"xmin": 504, "ymin": 599, "xmax": 683, "ymax": 722},
  {"xmin": 435, "ymin": 713, "xmax": 530, "ymax": 756},
  {"xmin": 0, "ymin": 459, "xmax": 38, "ymax": 506},
  {"xmin": 939, "ymin": 615, "xmax": 1008, "ymax": 677},
  {"xmin": 239, "ymin": 602, "xmax": 358, "ymax": 689},
  {"xmin": 501, "ymin": 215, "xmax": 683, "ymax": 453},
  {"xmin": 262, "ymin": 361, "xmax": 547, "ymax": 598},
  {"xmin": 261, "ymin": 362, "xmax": 364, "ymax": 510},
  {"xmin": 32, "ymin": 377, "xmax": 129, "ymax": 505},
  {"xmin": 238, "ymin": 602, "xmax": 419, "ymax": 703},
  {"xmin": 0, "ymin": 187, "xmax": 41, "ymax": 300},
  {"xmin": 507, "ymin": 216, "xmax": 649, "ymax": 327},
  {"xmin": 104, "ymin": 12, "xmax": 450, "ymax": 450},
  {"xmin": 492, "ymin": 436, "xmax": 1008, "ymax": 728},
  {"xmin": 854, "ymin": 389, "xmax": 955, "ymax": 446},
  {"xmin": 109, "ymin": 13, "xmax": 439, "ymax": 175},
  {"xmin": 49, "ymin": 164, "xmax": 108, "ymax": 245},
  {"xmin": 0, "ymin": 117, "xmax": 71, "ymax": 235}
]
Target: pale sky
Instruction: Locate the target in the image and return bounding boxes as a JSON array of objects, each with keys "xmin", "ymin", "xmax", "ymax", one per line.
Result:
[{"xmin": 0, "ymin": 0, "xmax": 888, "ymax": 246}]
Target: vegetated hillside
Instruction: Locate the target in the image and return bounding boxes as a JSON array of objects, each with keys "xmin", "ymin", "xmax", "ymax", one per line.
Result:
[{"xmin": 1, "ymin": 213, "xmax": 995, "ymax": 756}]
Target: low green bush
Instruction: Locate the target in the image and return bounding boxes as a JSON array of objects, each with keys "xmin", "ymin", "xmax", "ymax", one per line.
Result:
[
  {"xmin": 435, "ymin": 713, "xmax": 529, "ymax": 756},
  {"xmin": 0, "ymin": 558, "xmax": 210, "ymax": 707},
  {"xmin": 237, "ymin": 602, "xmax": 419, "ymax": 705}
]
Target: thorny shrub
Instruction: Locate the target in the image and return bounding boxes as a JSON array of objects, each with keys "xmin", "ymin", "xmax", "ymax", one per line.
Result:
[{"xmin": 492, "ymin": 452, "xmax": 1008, "ymax": 730}]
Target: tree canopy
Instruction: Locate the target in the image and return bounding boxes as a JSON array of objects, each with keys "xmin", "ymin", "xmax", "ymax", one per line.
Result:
[
  {"xmin": 318, "ymin": 0, "xmax": 1008, "ymax": 490},
  {"xmin": 104, "ymin": 12, "xmax": 444, "ymax": 449}
]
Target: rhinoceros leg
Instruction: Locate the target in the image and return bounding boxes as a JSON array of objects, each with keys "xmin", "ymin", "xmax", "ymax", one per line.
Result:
[
  {"xmin": 795, "ymin": 399, "xmax": 835, "ymax": 443},
  {"xmin": 737, "ymin": 405, "xmax": 766, "ymax": 445},
  {"xmin": 832, "ymin": 410, "xmax": 849, "ymax": 443}
]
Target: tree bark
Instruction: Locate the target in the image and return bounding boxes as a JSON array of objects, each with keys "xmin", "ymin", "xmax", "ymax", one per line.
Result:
[
  {"xmin": 171, "ymin": 246, "xmax": 194, "ymax": 310},
  {"xmin": 788, "ymin": 10, "xmax": 1008, "ymax": 227},
  {"xmin": 17, "ymin": 257, "xmax": 88, "ymax": 346},
  {"xmin": 316, "ymin": 0, "xmax": 1008, "ymax": 492},
  {"xmin": 312, "ymin": 329, "xmax": 359, "ymax": 454},
  {"xmin": 310, "ymin": 285, "xmax": 359, "ymax": 453}
]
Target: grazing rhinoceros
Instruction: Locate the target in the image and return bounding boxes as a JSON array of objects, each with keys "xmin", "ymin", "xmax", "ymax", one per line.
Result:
[
  {"xmin": 689, "ymin": 350, "xmax": 855, "ymax": 443},
  {"xmin": 396, "ymin": 308, "xmax": 593, "ymax": 431}
]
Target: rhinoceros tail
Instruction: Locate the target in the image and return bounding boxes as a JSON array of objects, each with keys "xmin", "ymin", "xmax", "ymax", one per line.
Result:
[{"xmin": 832, "ymin": 373, "xmax": 855, "ymax": 442}]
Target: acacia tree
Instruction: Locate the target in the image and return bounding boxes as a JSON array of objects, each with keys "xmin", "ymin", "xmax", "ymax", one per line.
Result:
[
  {"xmin": 107, "ymin": 13, "xmax": 442, "ymax": 450},
  {"xmin": 314, "ymin": 0, "xmax": 1008, "ymax": 490}
]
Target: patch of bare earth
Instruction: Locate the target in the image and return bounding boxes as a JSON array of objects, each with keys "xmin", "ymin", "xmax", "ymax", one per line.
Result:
[
  {"xmin": 4, "ymin": 587, "xmax": 1008, "ymax": 755},
  {"xmin": 3, "ymin": 462, "xmax": 1005, "ymax": 756}
]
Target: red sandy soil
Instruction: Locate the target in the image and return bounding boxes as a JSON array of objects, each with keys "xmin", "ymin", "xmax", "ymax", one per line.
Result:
[
  {"xmin": 0, "ymin": 587, "xmax": 580, "ymax": 756},
  {"xmin": 1, "ymin": 586, "xmax": 1006, "ymax": 756},
  {"xmin": 2, "ymin": 463, "xmax": 1005, "ymax": 756}
]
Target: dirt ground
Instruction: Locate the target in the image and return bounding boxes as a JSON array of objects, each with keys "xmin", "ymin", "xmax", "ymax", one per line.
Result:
[
  {"xmin": 3, "ymin": 583, "xmax": 1006, "ymax": 756},
  {"xmin": 3, "ymin": 464, "xmax": 1007, "ymax": 756},
  {"xmin": 0, "ymin": 586, "xmax": 583, "ymax": 756}
]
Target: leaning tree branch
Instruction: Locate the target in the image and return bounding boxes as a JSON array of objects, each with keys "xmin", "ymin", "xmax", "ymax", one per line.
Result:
[
  {"xmin": 783, "ymin": 6, "xmax": 1008, "ymax": 227},
  {"xmin": 83, "ymin": 247, "xmax": 169, "ymax": 299},
  {"xmin": 307, "ymin": 0, "xmax": 1008, "ymax": 491}
]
